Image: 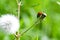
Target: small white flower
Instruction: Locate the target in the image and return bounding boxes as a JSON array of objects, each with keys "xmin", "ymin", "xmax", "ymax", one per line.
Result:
[{"xmin": 0, "ymin": 14, "xmax": 20, "ymax": 34}]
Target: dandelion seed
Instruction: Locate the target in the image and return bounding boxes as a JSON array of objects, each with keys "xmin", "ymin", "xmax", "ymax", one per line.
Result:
[{"xmin": 0, "ymin": 14, "xmax": 20, "ymax": 34}]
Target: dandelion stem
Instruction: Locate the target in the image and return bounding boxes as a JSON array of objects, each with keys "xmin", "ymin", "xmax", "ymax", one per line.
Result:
[
  {"xmin": 18, "ymin": 2, "xmax": 21, "ymax": 19},
  {"xmin": 16, "ymin": 0, "xmax": 21, "ymax": 19},
  {"xmin": 15, "ymin": 0, "xmax": 21, "ymax": 40}
]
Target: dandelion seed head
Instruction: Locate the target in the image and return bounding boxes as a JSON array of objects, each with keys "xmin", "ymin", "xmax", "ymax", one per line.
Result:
[{"xmin": 0, "ymin": 14, "xmax": 20, "ymax": 34}]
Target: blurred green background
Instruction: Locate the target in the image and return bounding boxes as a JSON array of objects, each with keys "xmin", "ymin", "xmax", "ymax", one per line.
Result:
[{"xmin": 0, "ymin": 0, "xmax": 60, "ymax": 40}]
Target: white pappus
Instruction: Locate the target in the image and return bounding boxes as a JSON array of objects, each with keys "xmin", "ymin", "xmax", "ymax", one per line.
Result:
[{"xmin": 0, "ymin": 14, "xmax": 20, "ymax": 35}]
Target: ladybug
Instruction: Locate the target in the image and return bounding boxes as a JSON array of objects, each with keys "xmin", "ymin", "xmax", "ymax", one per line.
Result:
[{"xmin": 37, "ymin": 12, "xmax": 47, "ymax": 19}]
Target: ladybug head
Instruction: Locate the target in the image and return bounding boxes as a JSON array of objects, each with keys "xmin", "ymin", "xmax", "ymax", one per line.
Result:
[{"xmin": 37, "ymin": 12, "xmax": 43, "ymax": 18}]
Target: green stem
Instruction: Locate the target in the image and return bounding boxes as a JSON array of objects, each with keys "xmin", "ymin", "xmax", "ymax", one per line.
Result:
[
  {"xmin": 15, "ymin": 0, "xmax": 21, "ymax": 40},
  {"xmin": 15, "ymin": 38, "xmax": 20, "ymax": 40},
  {"xmin": 20, "ymin": 17, "xmax": 43, "ymax": 36},
  {"xmin": 14, "ymin": 32, "xmax": 20, "ymax": 40},
  {"xmin": 36, "ymin": 35, "xmax": 38, "ymax": 40}
]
